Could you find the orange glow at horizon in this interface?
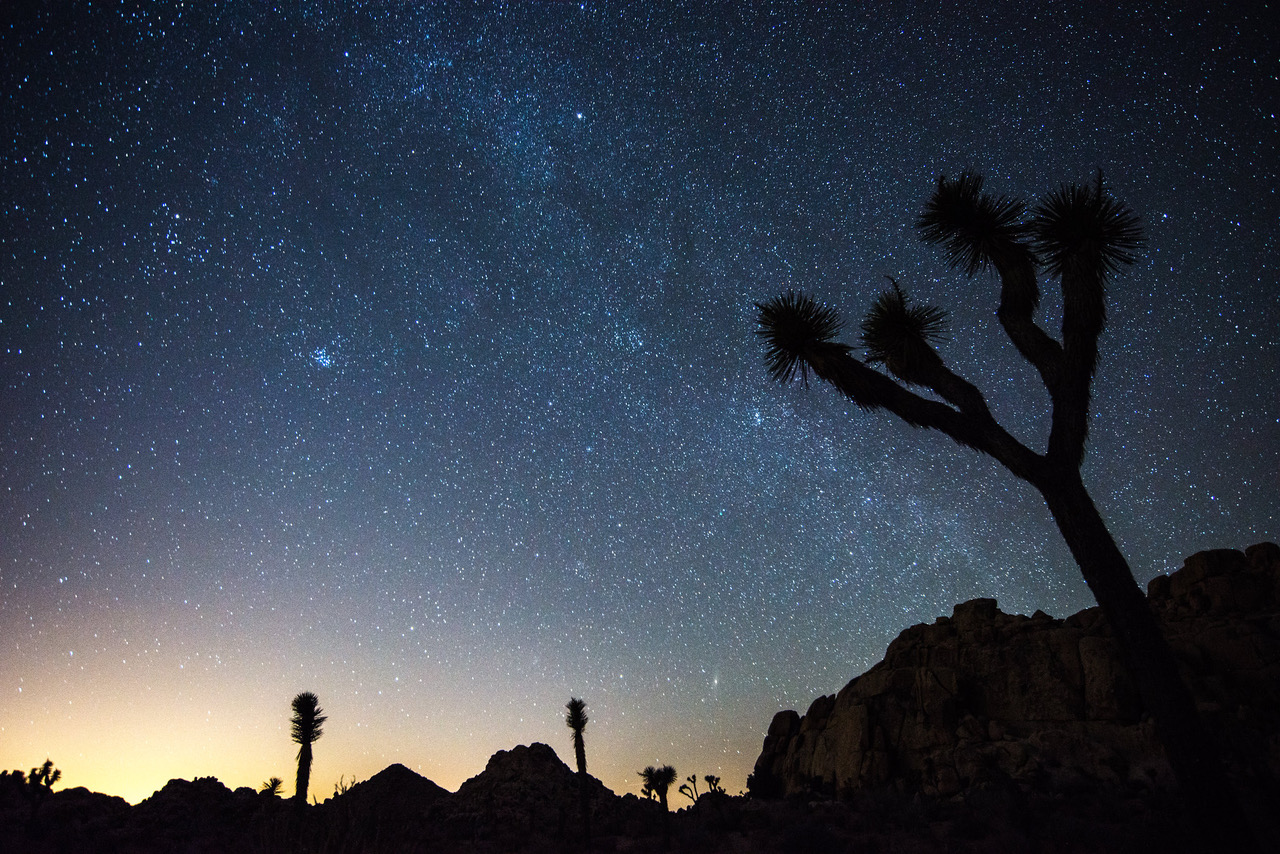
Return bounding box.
[2,602,766,805]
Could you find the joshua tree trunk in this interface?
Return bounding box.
[295,741,312,805]
[1034,470,1250,849]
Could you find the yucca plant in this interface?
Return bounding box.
[637,767,656,800]
[27,759,60,791]
[565,697,591,845]
[565,697,588,775]
[755,173,1251,850]
[291,691,327,804]
[651,765,676,812]
[637,764,677,812]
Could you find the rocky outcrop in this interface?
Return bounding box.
[313,763,449,851]
[752,543,1280,800]
[434,741,659,846]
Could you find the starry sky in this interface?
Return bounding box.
[2,2,1276,805]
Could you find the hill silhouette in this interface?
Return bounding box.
[2,543,1276,852]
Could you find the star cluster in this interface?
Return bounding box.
[2,2,1276,803]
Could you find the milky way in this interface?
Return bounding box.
[2,2,1276,803]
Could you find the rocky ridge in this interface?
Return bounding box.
[752,542,1280,803]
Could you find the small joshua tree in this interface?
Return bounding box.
[290,691,327,804]
[704,774,724,794]
[638,766,656,800]
[259,776,284,796]
[678,773,700,803]
[650,765,676,812]
[27,759,60,791]
[565,697,589,775]
[565,697,591,846]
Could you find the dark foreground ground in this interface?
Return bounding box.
[3,762,1277,853]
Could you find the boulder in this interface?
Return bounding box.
[753,543,1280,800]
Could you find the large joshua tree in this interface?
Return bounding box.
[290,691,327,804]
[756,173,1250,847]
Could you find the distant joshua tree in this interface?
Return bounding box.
[27,759,60,791]
[638,766,656,800]
[565,697,588,775]
[678,773,699,803]
[290,691,327,804]
[565,697,591,846]
[755,172,1251,848]
[639,765,676,812]
[704,774,724,794]
[259,776,284,796]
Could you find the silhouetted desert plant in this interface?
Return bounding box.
[678,774,700,803]
[290,691,327,804]
[704,775,724,794]
[332,774,355,797]
[259,776,284,796]
[565,697,591,847]
[638,766,656,800]
[755,171,1252,849]
[27,759,60,791]
[648,765,676,812]
[565,697,589,774]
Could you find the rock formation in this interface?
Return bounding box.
[435,742,658,845]
[752,543,1280,802]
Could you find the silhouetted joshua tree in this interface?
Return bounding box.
[259,776,284,796]
[17,759,61,821]
[290,691,327,804]
[704,774,724,794]
[642,765,676,812]
[565,697,589,775]
[638,767,656,800]
[565,697,591,847]
[27,759,60,791]
[756,172,1252,849]
[678,773,700,803]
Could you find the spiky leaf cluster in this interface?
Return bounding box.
[291,691,327,746]
[917,172,1027,276]
[860,281,948,383]
[755,291,845,385]
[565,697,587,732]
[1030,175,1142,280]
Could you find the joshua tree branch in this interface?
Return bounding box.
[992,253,1065,390]
[806,342,1042,483]
[1047,267,1104,467]
[916,357,993,421]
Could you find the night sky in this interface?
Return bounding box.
[2,2,1276,805]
